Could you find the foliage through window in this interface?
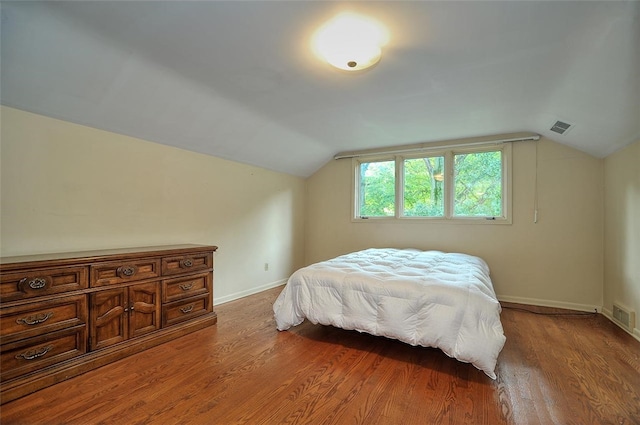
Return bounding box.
[359,160,395,217]
[354,144,511,222]
[403,156,444,217]
[453,150,502,217]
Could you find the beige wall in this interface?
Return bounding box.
[604,139,640,338]
[305,137,604,310]
[0,106,306,304]
[0,106,615,314]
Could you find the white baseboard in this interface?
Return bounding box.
[601,308,640,343]
[214,287,640,343]
[214,279,287,306]
[499,296,640,343]
[497,295,600,313]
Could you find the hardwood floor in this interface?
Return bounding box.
[1,286,639,425]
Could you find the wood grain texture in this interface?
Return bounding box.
[1,245,217,404]
[1,287,638,425]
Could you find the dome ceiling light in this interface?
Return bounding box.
[312,12,389,72]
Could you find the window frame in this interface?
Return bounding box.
[352,143,512,224]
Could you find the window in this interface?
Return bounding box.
[353,144,511,223]
[358,160,395,217]
[453,150,503,217]
[403,155,445,217]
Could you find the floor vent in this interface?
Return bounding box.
[550,120,573,135]
[612,304,636,332]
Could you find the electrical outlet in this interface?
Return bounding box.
[264,262,269,271]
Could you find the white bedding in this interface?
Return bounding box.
[273,248,506,379]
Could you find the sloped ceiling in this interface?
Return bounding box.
[1,1,638,177]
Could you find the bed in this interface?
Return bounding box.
[273,248,506,379]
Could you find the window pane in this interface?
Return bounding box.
[359,160,395,217]
[454,150,502,217]
[403,156,445,217]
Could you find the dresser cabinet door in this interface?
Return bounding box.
[129,282,161,339]
[90,288,128,350]
[90,282,161,350]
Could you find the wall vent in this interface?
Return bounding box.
[550,120,573,135]
[612,303,636,332]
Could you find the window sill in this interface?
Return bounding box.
[352,216,512,225]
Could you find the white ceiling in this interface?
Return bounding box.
[1,1,639,177]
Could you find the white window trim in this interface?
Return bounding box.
[352,142,512,224]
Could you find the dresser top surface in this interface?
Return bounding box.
[0,244,218,267]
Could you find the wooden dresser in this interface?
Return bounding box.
[0,244,218,404]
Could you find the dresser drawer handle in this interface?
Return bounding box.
[116,265,138,278]
[15,345,54,361]
[179,282,194,291]
[179,304,194,314]
[18,277,50,292]
[16,312,54,326]
[179,259,194,268]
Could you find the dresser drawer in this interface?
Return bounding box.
[163,273,210,303]
[163,295,211,327]
[161,252,212,276]
[0,295,88,344]
[1,326,87,382]
[0,266,88,302]
[90,258,161,287]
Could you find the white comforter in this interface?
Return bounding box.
[273,248,506,379]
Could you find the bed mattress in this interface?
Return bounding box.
[273,248,506,379]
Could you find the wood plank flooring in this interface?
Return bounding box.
[1,287,639,424]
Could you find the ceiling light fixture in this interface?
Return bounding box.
[312,12,389,72]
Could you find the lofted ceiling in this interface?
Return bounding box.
[1,1,638,177]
